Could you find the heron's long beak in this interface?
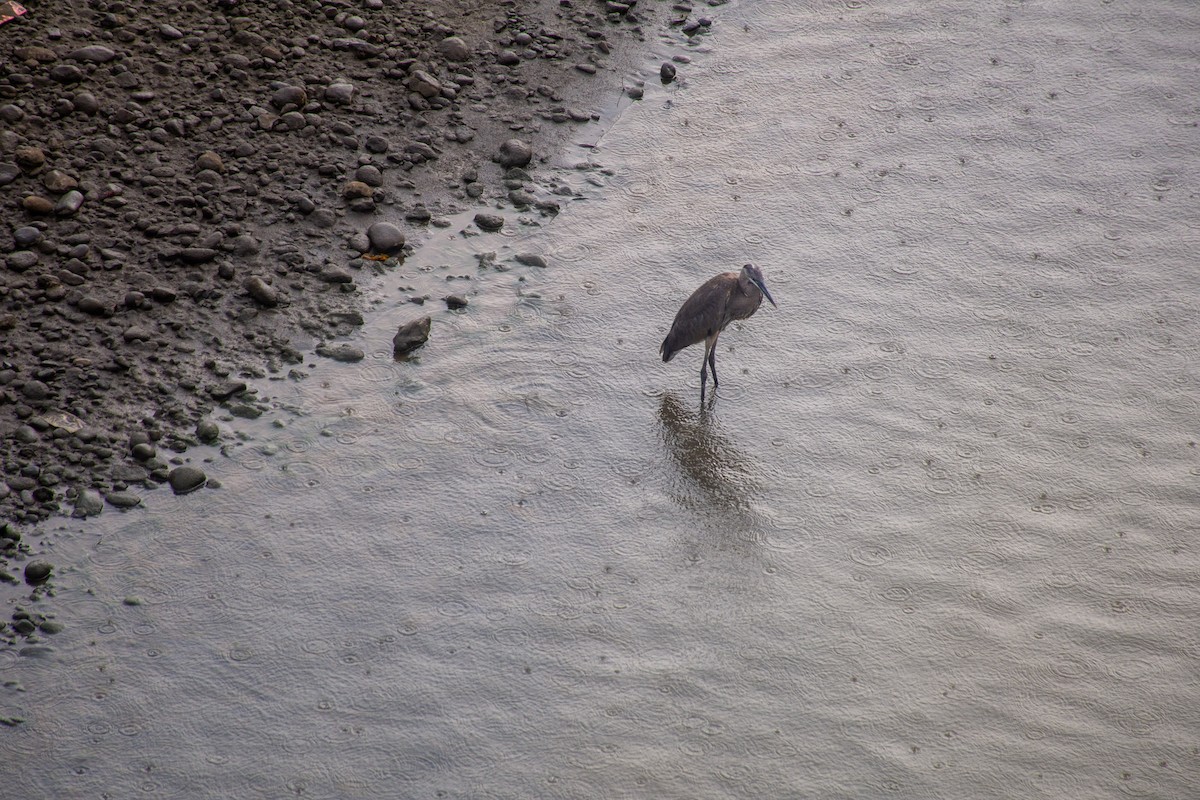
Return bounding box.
[754,278,777,307]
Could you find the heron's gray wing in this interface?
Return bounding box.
[660,273,735,360]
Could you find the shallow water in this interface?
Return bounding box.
[5,1,1200,797]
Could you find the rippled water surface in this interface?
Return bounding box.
[6,1,1200,796]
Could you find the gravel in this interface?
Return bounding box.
[0,0,680,629]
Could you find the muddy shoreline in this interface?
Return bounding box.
[0,0,713,640]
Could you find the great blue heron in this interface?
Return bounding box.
[660,263,777,402]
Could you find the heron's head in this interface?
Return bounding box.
[742,263,777,307]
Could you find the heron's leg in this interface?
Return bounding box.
[700,336,716,403]
[707,331,721,388]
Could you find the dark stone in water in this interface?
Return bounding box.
[24,561,52,584]
[105,491,143,509]
[515,253,548,268]
[73,489,104,518]
[474,213,504,232]
[228,403,262,419]
[316,344,365,362]
[366,221,405,255]
[393,316,431,356]
[168,466,207,495]
[196,419,220,443]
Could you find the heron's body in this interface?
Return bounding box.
[660,263,776,402]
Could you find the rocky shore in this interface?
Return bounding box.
[0,0,718,639]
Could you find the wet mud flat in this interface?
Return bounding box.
[0,0,720,639]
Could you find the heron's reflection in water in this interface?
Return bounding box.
[657,393,761,533]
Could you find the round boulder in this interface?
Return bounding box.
[168,466,207,495]
[270,85,307,110]
[474,213,505,232]
[24,561,53,584]
[438,36,471,62]
[496,139,533,168]
[366,222,405,255]
[196,419,220,443]
[325,82,355,104]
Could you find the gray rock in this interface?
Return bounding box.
[316,344,365,362]
[474,213,505,232]
[366,222,405,255]
[496,138,533,168]
[72,91,100,114]
[270,85,307,110]
[393,316,431,356]
[6,474,36,492]
[20,380,51,401]
[310,209,337,228]
[0,163,19,186]
[195,150,224,172]
[122,325,155,343]
[105,491,143,509]
[15,146,45,171]
[42,169,78,193]
[354,164,384,187]
[228,234,259,255]
[445,294,469,309]
[408,70,443,99]
[406,141,439,161]
[228,403,263,419]
[244,276,280,307]
[111,463,149,483]
[209,380,247,400]
[180,247,217,264]
[131,442,156,461]
[196,419,220,443]
[661,62,677,83]
[438,36,471,62]
[73,489,104,518]
[508,190,535,207]
[6,251,39,273]
[515,253,548,268]
[324,82,355,104]
[320,268,354,284]
[77,296,110,316]
[24,561,53,584]
[50,64,85,84]
[55,190,84,216]
[497,50,521,66]
[14,425,39,444]
[168,466,207,495]
[68,45,118,63]
[404,206,432,223]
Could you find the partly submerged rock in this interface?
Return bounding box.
[168,466,207,495]
[393,316,431,357]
